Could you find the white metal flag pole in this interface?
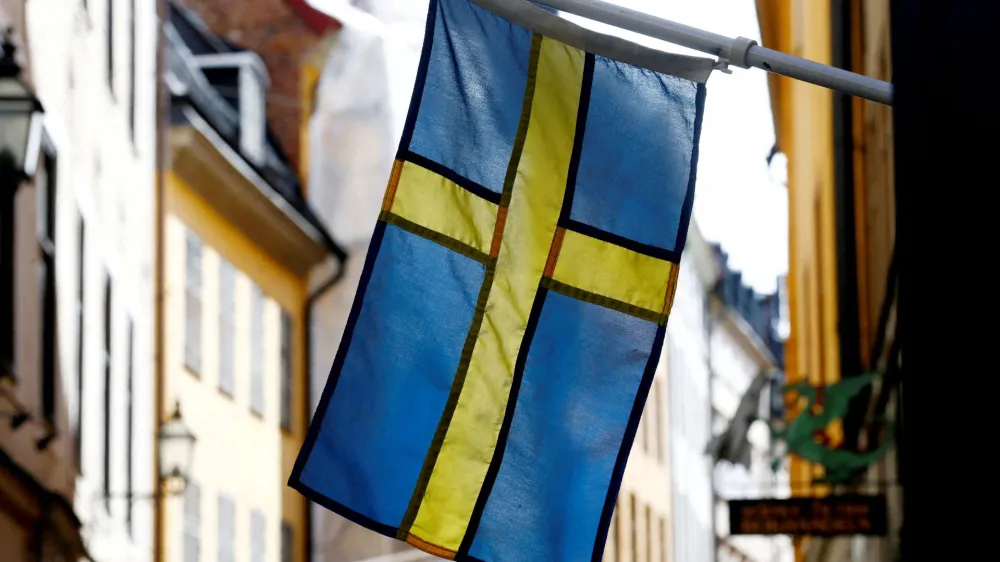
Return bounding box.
[532,0,894,106]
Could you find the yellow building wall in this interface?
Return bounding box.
[162,171,309,562]
[758,1,846,558]
[762,0,843,486]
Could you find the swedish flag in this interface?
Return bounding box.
[290,1,712,560]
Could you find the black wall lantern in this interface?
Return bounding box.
[0,27,44,179]
[1,26,44,382]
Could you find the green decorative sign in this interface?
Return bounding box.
[762,373,893,483]
[709,372,894,485]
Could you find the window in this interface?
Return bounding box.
[279,311,292,431]
[281,521,293,562]
[102,275,112,511]
[630,495,638,562]
[653,380,664,463]
[125,318,134,535]
[250,284,264,417]
[128,0,137,140]
[184,481,201,562]
[0,157,14,375]
[239,66,266,165]
[218,494,235,562]
[38,151,57,429]
[645,505,652,562]
[218,260,235,397]
[75,215,85,471]
[185,230,202,374]
[641,410,650,453]
[107,0,115,94]
[659,517,667,562]
[250,509,266,562]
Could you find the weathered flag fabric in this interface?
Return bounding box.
[290,1,713,560]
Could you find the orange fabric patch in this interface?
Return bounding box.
[489,205,509,257]
[662,264,681,315]
[382,159,404,212]
[406,533,457,560]
[543,227,566,277]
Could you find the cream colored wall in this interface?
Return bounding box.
[162,196,295,562]
[606,365,671,562]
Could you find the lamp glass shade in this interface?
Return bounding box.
[158,412,196,483]
[0,76,37,175]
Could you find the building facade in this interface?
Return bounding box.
[662,222,716,562]
[1,9,87,561]
[3,0,159,559]
[756,0,900,560]
[162,3,343,562]
[708,249,793,562]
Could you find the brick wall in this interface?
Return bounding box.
[179,0,339,174]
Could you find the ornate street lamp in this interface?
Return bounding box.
[0,27,44,179]
[158,402,197,493]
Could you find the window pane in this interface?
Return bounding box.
[280,311,292,430]
[126,319,134,535]
[185,481,200,562]
[219,260,235,396]
[102,276,112,511]
[75,215,85,471]
[250,285,264,416]
[218,494,235,562]
[281,522,293,562]
[251,509,266,562]
[185,231,202,373]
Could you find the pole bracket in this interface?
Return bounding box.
[713,36,757,75]
[728,36,758,69]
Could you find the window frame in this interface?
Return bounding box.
[107,0,116,96]
[102,273,113,512]
[75,214,86,472]
[0,157,14,377]
[37,147,58,432]
[125,317,134,535]
[128,0,137,142]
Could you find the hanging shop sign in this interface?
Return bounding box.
[728,495,888,536]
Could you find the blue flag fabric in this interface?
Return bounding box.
[290,1,712,560]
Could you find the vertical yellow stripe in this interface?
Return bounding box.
[409,38,586,550]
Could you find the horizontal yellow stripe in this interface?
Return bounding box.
[390,161,499,257]
[552,229,674,315]
[409,36,586,551]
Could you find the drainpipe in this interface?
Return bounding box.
[303,260,345,562]
[153,0,168,558]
